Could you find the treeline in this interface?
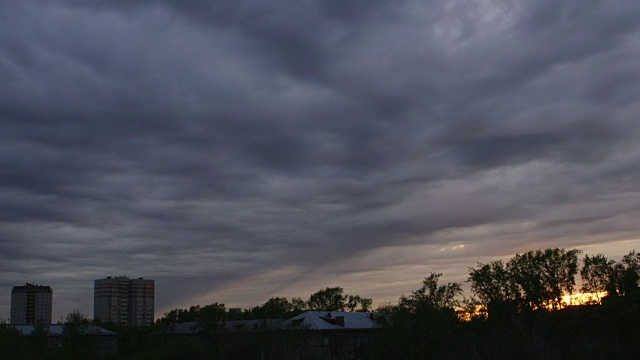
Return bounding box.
[154,247,638,324]
[2,247,640,359]
[372,248,640,359]
[156,286,372,329]
[469,248,640,312]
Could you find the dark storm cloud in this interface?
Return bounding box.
[1,0,640,317]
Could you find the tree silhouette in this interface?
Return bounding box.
[469,248,581,311]
[306,286,372,312]
[372,273,463,360]
[581,253,615,301]
[400,272,463,311]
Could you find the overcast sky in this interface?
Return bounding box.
[2,0,640,321]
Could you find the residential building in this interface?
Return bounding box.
[166,319,284,335]
[10,283,53,324]
[264,311,380,360]
[10,324,118,354]
[164,319,284,359]
[127,277,155,326]
[94,276,154,326]
[94,276,129,324]
[160,313,379,359]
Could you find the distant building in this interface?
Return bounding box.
[128,277,155,326]
[10,283,53,324]
[10,324,118,353]
[94,276,129,324]
[228,308,242,316]
[94,276,154,326]
[166,319,284,335]
[267,311,381,360]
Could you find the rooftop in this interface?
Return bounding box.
[10,324,117,337]
[285,311,380,330]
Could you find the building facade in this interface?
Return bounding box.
[127,278,155,326]
[94,276,154,326]
[264,311,380,360]
[11,324,119,354]
[10,283,53,324]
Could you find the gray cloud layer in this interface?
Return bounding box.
[1,0,640,319]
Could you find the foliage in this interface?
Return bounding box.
[347,295,373,312]
[581,253,616,300]
[196,303,226,339]
[305,286,372,312]
[0,322,23,360]
[61,310,99,360]
[372,273,463,360]
[457,297,488,321]
[580,251,640,299]
[508,248,581,310]
[468,260,520,305]
[248,297,293,319]
[619,250,640,296]
[374,301,397,313]
[155,302,226,333]
[65,310,92,326]
[27,322,48,352]
[400,272,463,312]
[307,286,348,311]
[469,248,581,311]
[0,322,17,336]
[98,321,152,359]
[290,297,307,314]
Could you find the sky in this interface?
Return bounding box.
[1,0,640,322]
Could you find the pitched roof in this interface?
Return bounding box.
[285,311,379,330]
[10,324,117,336]
[167,319,283,334]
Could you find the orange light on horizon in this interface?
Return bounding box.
[562,292,607,306]
[457,292,608,321]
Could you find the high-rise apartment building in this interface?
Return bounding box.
[10,283,53,324]
[94,276,130,324]
[94,276,154,326]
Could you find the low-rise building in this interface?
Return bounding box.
[165,319,284,335]
[263,311,380,360]
[10,324,118,354]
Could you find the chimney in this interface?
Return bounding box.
[334,316,345,327]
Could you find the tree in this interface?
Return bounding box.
[291,297,308,314]
[372,273,463,360]
[29,322,48,352]
[507,248,581,310]
[62,310,97,359]
[251,297,293,319]
[620,250,640,296]
[307,287,347,311]
[469,248,581,311]
[603,250,640,297]
[305,287,372,312]
[0,322,22,360]
[400,272,463,312]
[347,295,373,312]
[65,310,91,325]
[468,260,520,306]
[581,253,616,301]
[197,303,226,338]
